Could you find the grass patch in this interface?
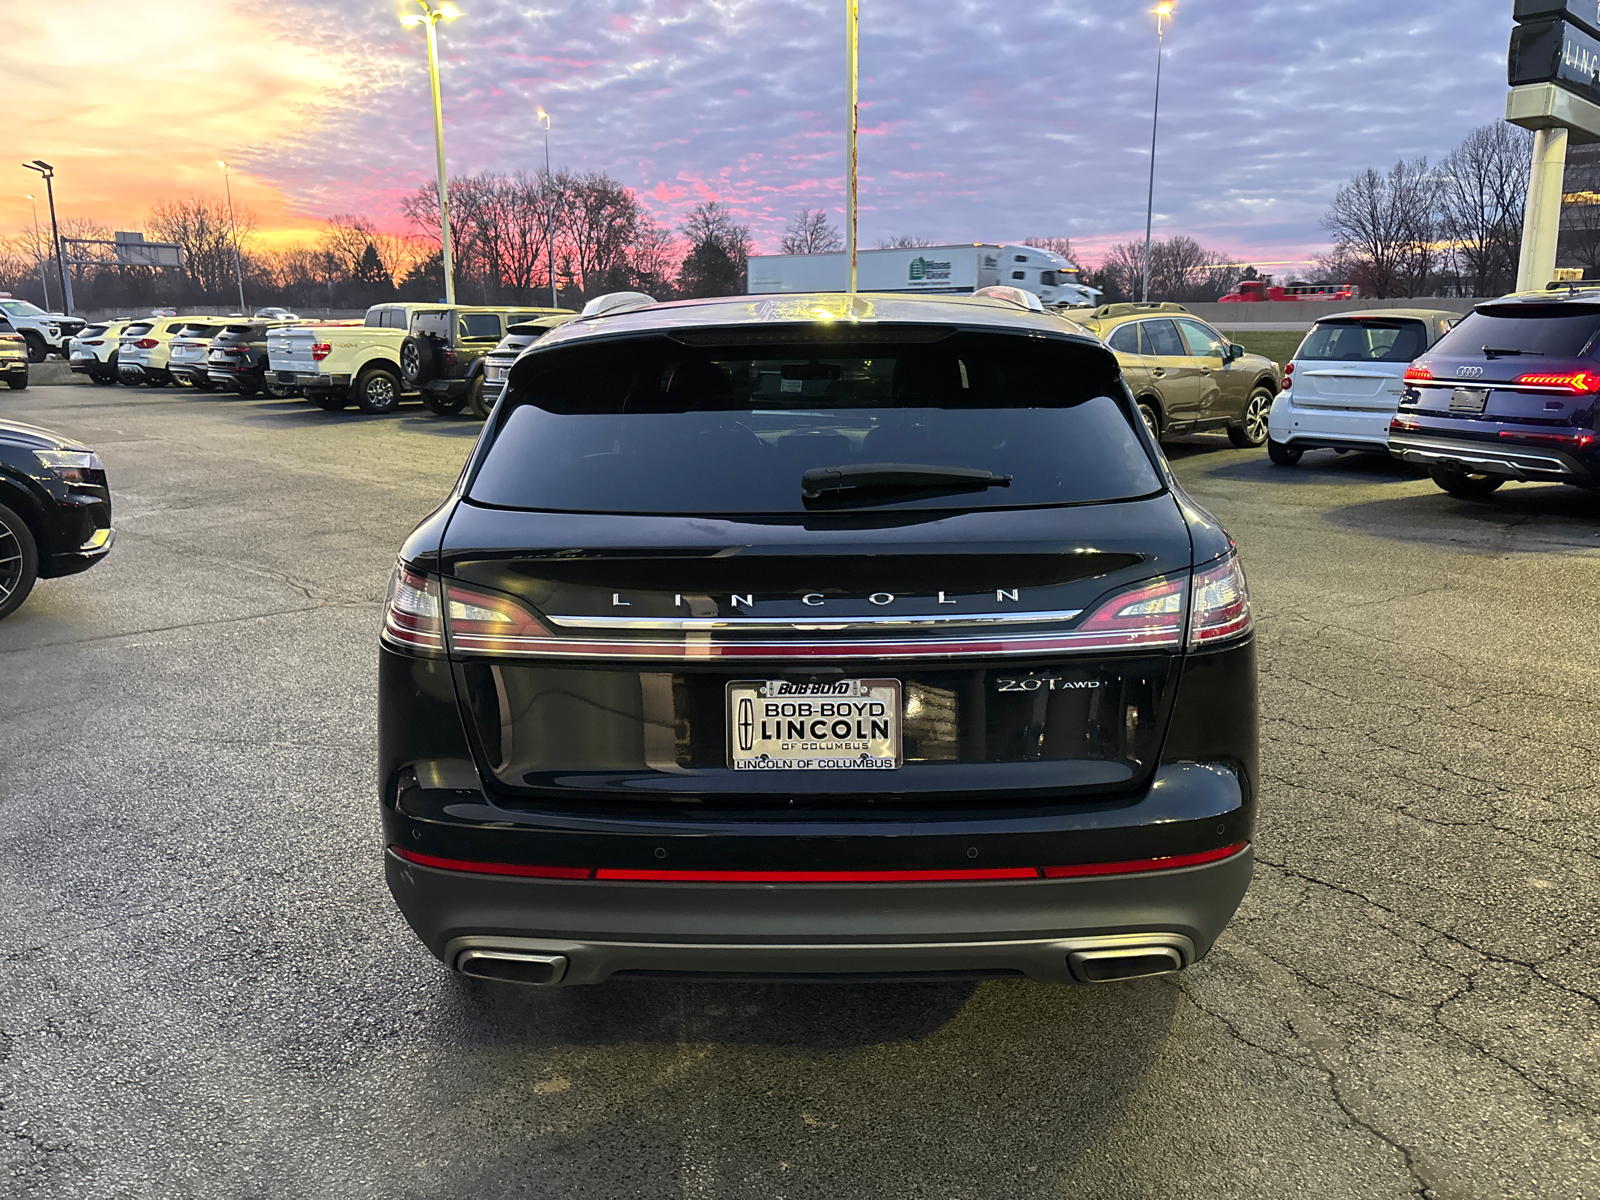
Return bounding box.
[1220,330,1304,365]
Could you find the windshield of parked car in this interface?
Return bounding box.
[0,300,45,318]
[1297,318,1428,363]
[470,330,1158,515]
[1429,307,1600,359]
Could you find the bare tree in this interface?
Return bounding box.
[147,194,259,300]
[1321,158,1442,298]
[1439,124,1531,296]
[1097,236,1239,302]
[678,201,753,298]
[781,208,843,255]
[626,216,680,295]
[562,171,642,298]
[1023,236,1077,262]
[873,234,932,249]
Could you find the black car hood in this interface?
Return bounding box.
[0,418,80,452]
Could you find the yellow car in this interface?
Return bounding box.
[1068,303,1282,446]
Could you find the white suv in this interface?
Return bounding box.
[0,295,86,363]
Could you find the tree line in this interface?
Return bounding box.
[0,172,763,314]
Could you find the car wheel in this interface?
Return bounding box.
[6,374,26,391]
[21,333,48,364]
[190,376,216,392]
[1228,389,1273,448]
[1430,464,1505,497]
[400,337,437,386]
[235,379,261,397]
[265,382,298,399]
[1267,440,1302,466]
[89,371,115,386]
[1136,401,1161,442]
[355,366,402,414]
[0,502,40,621]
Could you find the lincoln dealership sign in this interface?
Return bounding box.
[1510,17,1600,104]
[1515,0,1600,38]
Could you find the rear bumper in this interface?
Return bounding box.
[422,377,471,398]
[1,359,26,378]
[274,371,349,390]
[1388,430,1596,484]
[387,844,1252,985]
[1269,395,1394,452]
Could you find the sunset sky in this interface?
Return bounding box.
[0,0,1519,267]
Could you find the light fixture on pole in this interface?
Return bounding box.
[538,108,557,308]
[401,0,461,305]
[218,160,247,314]
[1140,3,1172,304]
[845,0,859,295]
[21,160,70,315]
[26,194,49,309]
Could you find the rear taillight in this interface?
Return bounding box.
[1403,365,1433,383]
[84,339,104,346]
[1074,575,1188,650]
[134,338,159,349]
[311,341,332,362]
[0,334,21,344]
[382,563,444,651]
[1512,370,1600,394]
[443,580,550,653]
[1188,552,1251,647]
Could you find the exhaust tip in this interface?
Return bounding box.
[456,948,569,986]
[1067,945,1184,983]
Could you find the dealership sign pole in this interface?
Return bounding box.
[1506,0,1600,289]
[846,0,859,295]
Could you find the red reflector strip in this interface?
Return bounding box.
[390,846,592,878]
[1041,842,1248,879]
[593,866,1041,883]
[1497,429,1596,447]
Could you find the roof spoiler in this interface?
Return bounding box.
[1090,301,1190,319]
[580,292,657,319]
[971,285,1044,312]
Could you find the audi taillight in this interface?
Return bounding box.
[1404,365,1433,383]
[1512,370,1600,394]
[1390,416,1422,432]
[1188,552,1251,647]
[134,338,159,349]
[311,341,332,362]
[381,562,444,651]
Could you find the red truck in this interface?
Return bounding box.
[1219,279,1355,303]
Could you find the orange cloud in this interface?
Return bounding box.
[0,1,377,246]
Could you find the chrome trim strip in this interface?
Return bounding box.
[544,608,1085,632]
[449,625,1181,661]
[1390,434,1573,472]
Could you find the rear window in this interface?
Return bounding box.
[81,324,109,337]
[1296,318,1428,363]
[176,324,220,339]
[1430,306,1600,359]
[123,323,153,338]
[470,331,1159,515]
[461,313,502,340]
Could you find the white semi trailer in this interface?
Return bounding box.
[747,243,1099,306]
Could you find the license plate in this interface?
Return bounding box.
[727,679,901,770]
[1449,387,1488,413]
[276,372,296,384]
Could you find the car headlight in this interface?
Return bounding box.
[34,449,104,482]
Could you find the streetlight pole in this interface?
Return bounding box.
[26,195,49,310]
[22,161,69,315]
[845,0,859,295]
[1141,3,1172,304]
[218,160,247,314]
[538,109,557,308]
[402,1,461,305]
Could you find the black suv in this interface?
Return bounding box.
[0,417,114,620]
[1390,290,1600,496]
[402,307,569,417]
[379,292,1257,987]
[205,320,300,397]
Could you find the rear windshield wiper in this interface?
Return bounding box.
[1482,347,1542,358]
[802,463,1012,500]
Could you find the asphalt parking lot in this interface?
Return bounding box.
[2,383,1598,1200]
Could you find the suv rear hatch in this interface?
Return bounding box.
[428,326,1204,815]
[1292,315,1428,410]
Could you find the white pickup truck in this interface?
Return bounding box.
[265,303,419,413]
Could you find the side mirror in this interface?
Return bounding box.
[1226,343,1247,362]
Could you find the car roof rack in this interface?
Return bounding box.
[580,292,657,319]
[1091,302,1190,319]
